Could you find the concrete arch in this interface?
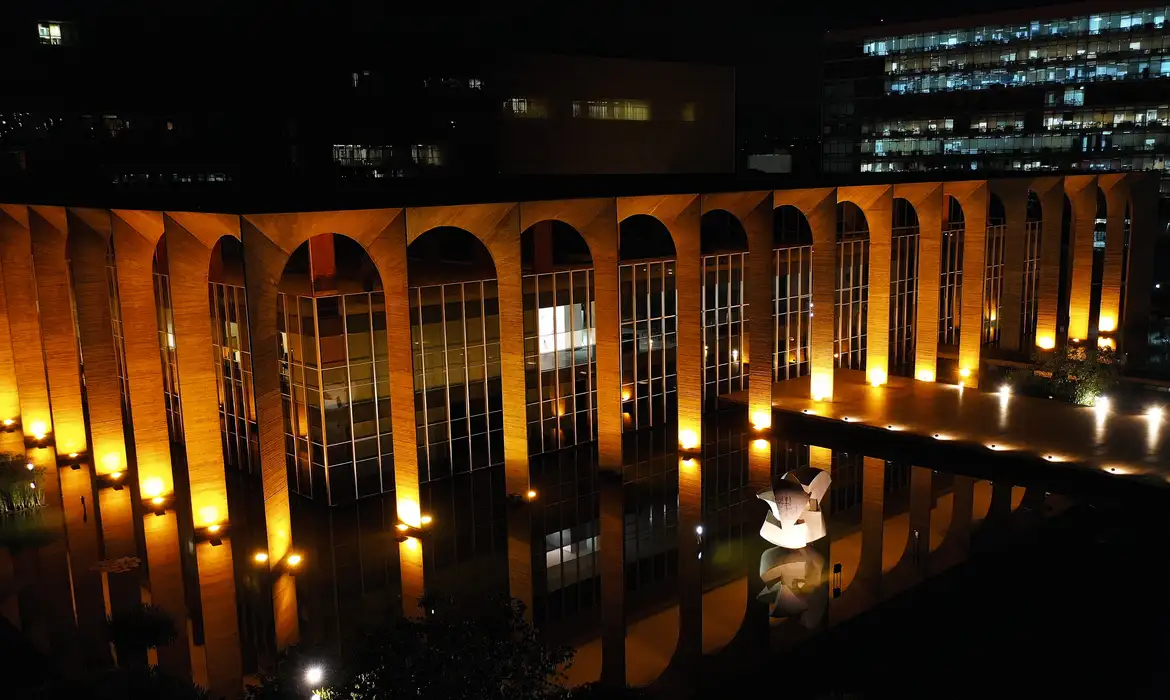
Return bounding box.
[1027,177,1066,351]
[774,204,813,246]
[1098,174,1132,340]
[942,181,989,387]
[772,189,837,401]
[894,183,944,381]
[988,179,1032,353]
[65,208,128,475]
[1063,174,1099,342]
[699,209,749,254]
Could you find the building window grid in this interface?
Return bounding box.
[939,207,965,346]
[1120,208,1133,327]
[983,222,1007,346]
[773,246,813,381]
[105,240,130,412]
[523,270,598,456]
[153,270,184,443]
[701,418,749,577]
[826,449,862,517]
[835,208,870,371]
[701,253,749,409]
[890,201,920,377]
[619,261,678,433]
[210,283,259,475]
[279,292,394,504]
[411,280,504,484]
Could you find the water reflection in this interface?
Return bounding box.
[0,408,1069,696]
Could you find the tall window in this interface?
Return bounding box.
[280,291,394,503]
[774,246,812,380]
[1021,192,1043,349]
[153,245,184,444]
[939,197,965,347]
[572,100,651,121]
[890,199,920,377]
[523,270,597,455]
[619,261,677,432]
[835,202,870,371]
[210,281,258,475]
[410,280,503,482]
[279,234,394,504]
[701,252,748,407]
[774,206,814,381]
[619,215,677,433]
[105,238,130,417]
[1120,202,1132,328]
[983,197,1007,346]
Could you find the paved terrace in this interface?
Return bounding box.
[748,371,1170,493]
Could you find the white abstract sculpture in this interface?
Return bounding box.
[757,546,829,628]
[757,466,831,550]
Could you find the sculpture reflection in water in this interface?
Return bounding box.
[757,465,831,629]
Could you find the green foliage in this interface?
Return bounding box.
[0,452,45,516]
[105,604,179,655]
[247,594,574,700]
[1007,344,1120,406]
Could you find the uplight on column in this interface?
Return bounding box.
[810,372,832,402]
[1036,335,1056,350]
[867,366,887,388]
[28,420,48,442]
[915,369,935,383]
[750,411,771,431]
[1099,315,1116,333]
[679,428,699,452]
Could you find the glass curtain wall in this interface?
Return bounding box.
[1021,192,1043,349]
[701,252,748,408]
[522,269,597,456]
[939,197,965,347]
[210,281,259,474]
[889,199,920,377]
[105,238,130,418]
[835,202,870,371]
[773,245,813,380]
[410,280,503,483]
[619,261,678,433]
[983,198,1007,346]
[153,244,184,444]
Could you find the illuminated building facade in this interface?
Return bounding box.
[0,173,1155,693]
[823,2,1170,200]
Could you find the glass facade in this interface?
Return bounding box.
[619,261,678,432]
[531,446,600,625]
[522,270,597,456]
[410,280,503,484]
[622,430,678,598]
[939,198,965,347]
[279,290,394,504]
[1022,193,1044,348]
[835,203,870,371]
[153,249,184,444]
[105,238,130,415]
[983,201,1007,346]
[824,6,1170,194]
[890,199,920,376]
[773,245,812,381]
[210,282,259,474]
[701,252,748,408]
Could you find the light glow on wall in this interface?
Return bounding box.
[867,366,887,387]
[28,420,47,440]
[751,411,771,430]
[1037,335,1056,350]
[679,429,699,451]
[1099,315,1116,333]
[916,369,935,382]
[397,498,423,528]
[811,373,832,402]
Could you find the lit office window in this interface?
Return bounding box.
[37,23,62,45]
[619,215,677,433]
[983,196,1007,346]
[502,98,549,118]
[153,243,184,444]
[835,202,870,371]
[773,205,813,382]
[210,237,259,475]
[279,235,394,504]
[939,197,965,347]
[572,100,651,121]
[1021,192,1043,349]
[332,145,391,166]
[411,144,443,166]
[701,210,749,410]
[890,199,920,377]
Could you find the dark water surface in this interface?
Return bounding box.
[2,405,1168,697]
